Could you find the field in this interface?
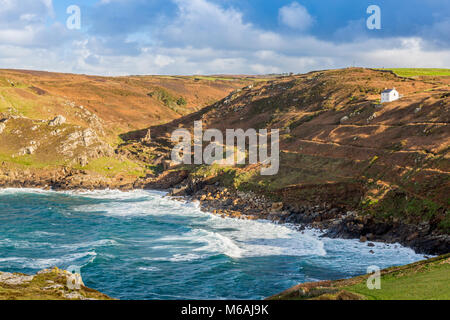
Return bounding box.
[383,68,450,77]
[269,254,450,300]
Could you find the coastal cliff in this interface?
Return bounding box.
[0,68,449,256]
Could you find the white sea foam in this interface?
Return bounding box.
[63,189,165,200]
[69,190,321,258]
[0,238,118,250]
[30,231,65,238]
[45,189,424,263]
[193,230,244,258]
[144,253,207,262]
[138,266,160,272]
[154,212,326,259]
[72,191,196,218]
[0,188,427,269]
[0,188,164,200]
[0,251,97,269]
[0,188,51,195]
[59,239,119,250]
[0,238,51,249]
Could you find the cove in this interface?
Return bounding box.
[0,188,426,300]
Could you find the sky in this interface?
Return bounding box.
[0,0,449,75]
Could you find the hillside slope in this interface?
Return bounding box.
[268,254,450,300]
[120,68,449,253]
[0,69,256,181]
[0,67,448,253]
[0,69,255,132]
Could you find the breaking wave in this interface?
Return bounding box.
[0,188,427,299]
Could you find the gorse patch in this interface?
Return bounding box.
[148,88,188,114]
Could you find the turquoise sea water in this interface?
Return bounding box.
[0,189,426,300]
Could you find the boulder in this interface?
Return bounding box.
[340,116,349,124]
[78,155,89,167]
[0,272,34,286]
[140,129,152,144]
[49,115,66,127]
[271,202,284,211]
[18,144,38,155]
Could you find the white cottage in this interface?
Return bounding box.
[381,88,400,103]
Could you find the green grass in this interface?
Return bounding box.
[0,87,54,120]
[0,267,113,300]
[269,254,450,300]
[190,76,238,81]
[384,68,450,77]
[76,157,146,177]
[0,153,64,169]
[344,261,450,300]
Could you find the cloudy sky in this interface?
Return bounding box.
[0,0,449,75]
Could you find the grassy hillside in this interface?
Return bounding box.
[122,67,450,233]
[269,254,450,300]
[382,68,450,77]
[0,69,260,178]
[1,67,448,234]
[0,69,255,134]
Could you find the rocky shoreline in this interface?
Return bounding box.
[0,168,449,256]
[165,178,449,256]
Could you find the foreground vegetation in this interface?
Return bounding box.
[383,68,450,77]
[269,254,450,300]
[0,267,113,300]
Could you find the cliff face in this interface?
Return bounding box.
[121,68,449,245]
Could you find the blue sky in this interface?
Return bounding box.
[0,0,449,75]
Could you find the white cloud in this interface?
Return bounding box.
[161,0,282,51]
[0,0,53,26]
[0,0,68,48]
[279,2,314,31]
[0,0,449,76]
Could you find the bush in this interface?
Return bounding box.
[177,97,187,106]
[148,88,187,114]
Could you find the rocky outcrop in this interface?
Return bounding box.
[58,128,114,160]
[0,167,136,191]
[48,115,66,127]
[323,215,450,255]
[0,272,34,286]
[142,170,189,190]
[0,267,112,300]
[18,141,39,155]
